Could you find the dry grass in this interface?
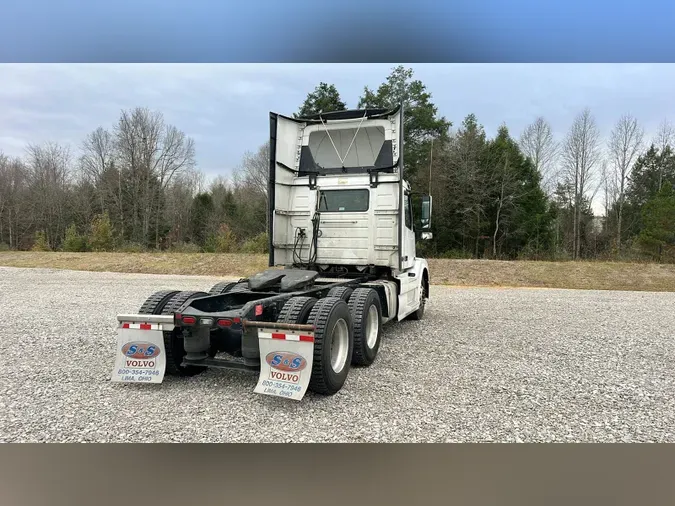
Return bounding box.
[2,252,675,292]
[0,252,269,278]
[428,258,675,292]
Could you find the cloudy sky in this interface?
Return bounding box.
[2,64,675,186]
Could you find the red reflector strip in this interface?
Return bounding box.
[120,323,160,330]
[233,317,241,324]
[259,331,314,343]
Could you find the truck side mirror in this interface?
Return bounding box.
[420,195,432,239]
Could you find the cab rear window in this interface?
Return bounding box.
[318,189,369,212]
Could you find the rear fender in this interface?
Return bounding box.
[360,280,398,323]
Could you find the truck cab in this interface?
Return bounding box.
[269,105,433,320]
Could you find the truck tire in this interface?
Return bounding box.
[209,281,238,294]
[277,296,318,324]
[138,290,181,315]
[306,297,353,395]
[327,286,353,302]
[162,290,208,315]
[161,291,209,376]
[348,288,383,366]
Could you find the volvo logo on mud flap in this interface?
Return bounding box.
[122,342,161,359]
[266,351,307,372]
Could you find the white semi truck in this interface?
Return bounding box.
[111,105,433,400]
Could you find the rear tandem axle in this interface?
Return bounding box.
[112,268,396,400]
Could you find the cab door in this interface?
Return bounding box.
[400,190,416,270]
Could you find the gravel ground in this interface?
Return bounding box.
[1,266,674,443]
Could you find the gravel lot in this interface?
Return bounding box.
[1,266,674,442]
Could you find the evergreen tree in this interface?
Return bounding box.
[432,114,488,255]
[617,145,675,241]
[190,193,214,247]
[627,145,675,208]
[89,212,114,251]
[296,82,347,118]
[358,66,450,183]
[485,126,553,258]
[637,182,675,261]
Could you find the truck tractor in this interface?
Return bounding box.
[111,104,434,401]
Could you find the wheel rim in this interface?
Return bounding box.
[365,304,379,349]
[330,318,349,374]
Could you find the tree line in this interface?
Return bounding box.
[1,66,674,262]
[294,69,675,262]
[0,108,269,254]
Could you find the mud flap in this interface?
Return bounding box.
[253,328,315,401]
[111,323,167,384]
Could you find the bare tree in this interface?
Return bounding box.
[0,153,8,244]
[80,127,114,185]
[608,114,643,251]
[114,108,157,243]
[654,119,674,191]
[236,141,270,228]
[113,107,195,246]
[519,117,559,196]
[153,125,196,247]
[163,168,203,246]
[25,142,72,248]
[561,108,601,259]
[0,153,10,246]
[240,142,269,195]
[80,127,115,214]
[156,126,196,188]
[191,168,206,194]
[491,152,517,258]
[0,155,28,248]
[600,160,615,218]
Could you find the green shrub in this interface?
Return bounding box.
[89,212,114,251]
[240,232,269,254]
[0,242,10,252]
[31,231,51,251]
[205,224,238,253]
[63,224,88,252]
[170,241,203,253]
